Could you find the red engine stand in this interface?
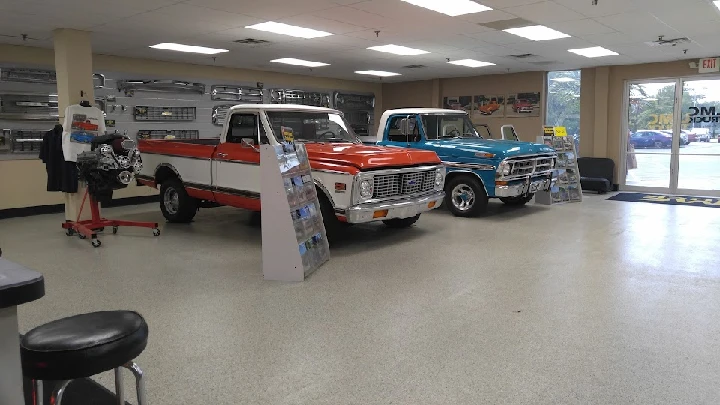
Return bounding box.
[61,189,160,248]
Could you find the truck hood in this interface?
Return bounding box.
[426,139,555,160]
[304,142,440,170]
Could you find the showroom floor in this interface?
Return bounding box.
[2,194,720,404]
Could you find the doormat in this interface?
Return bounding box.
[607,192,720,208]
[23,377,132,405]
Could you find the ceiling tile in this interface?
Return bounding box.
[503,1,586,24]
[551,18,616,36]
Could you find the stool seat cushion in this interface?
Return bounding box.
[21,311,148,380]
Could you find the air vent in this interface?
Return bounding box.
[508,53,537,59]
[645,36,690,47]
[234,38,270,45]
[403,64,427,69]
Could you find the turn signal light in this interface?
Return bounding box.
[373,209,389,218]
[496,181,508,186]
[428,201,436,208]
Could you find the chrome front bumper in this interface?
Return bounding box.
[495,177,552,198]
[344,191,445,223]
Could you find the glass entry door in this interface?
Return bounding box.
[624,81,678,191]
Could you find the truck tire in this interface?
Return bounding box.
[383,214,420,228]
[317,192,341,242]
[445,175,488,217]
[159,179,198,223]
[500,194,534,206]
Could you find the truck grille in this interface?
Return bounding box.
[373,170,436,199]
[508,156,555,177]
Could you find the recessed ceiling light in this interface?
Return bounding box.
[149,43,229,55]
[448,59,496,68]
[503,25,570,41]
[401,0,492,16]
[715,0,720,10]
[245,21,332,39]
[270,58,329,67]
[568,46,619,58]
[367,44,429,56]
[355,70,401,77]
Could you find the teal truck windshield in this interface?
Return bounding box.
[420,114,481,139]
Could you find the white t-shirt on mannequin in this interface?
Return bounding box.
[62,104,106,162]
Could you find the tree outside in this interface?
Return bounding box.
[546,70,581,151]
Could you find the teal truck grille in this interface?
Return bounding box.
[508,156,555,177]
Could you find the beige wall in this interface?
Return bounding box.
[0,44,382,210]
[381,72,545,142]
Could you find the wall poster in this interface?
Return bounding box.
[472,94,505,119]
[443,96,473,112]
[505,92,541,118]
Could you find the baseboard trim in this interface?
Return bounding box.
[0,195,159,220]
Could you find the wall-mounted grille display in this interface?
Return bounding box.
[133,106,196,121]
[0,94,59,120]
[334,92,375,110]
[1,129,47,153]
[137,129,200,140]
[212,104,235,126]
[93,73,105,89]
[270,89,330,107]
[118,80,206,96]
[0,68,56,84]
[211,85,263,102]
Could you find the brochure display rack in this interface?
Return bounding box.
[535,126,582,205]
[260,131,329,281]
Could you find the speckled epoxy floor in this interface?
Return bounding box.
[2,194,720,404]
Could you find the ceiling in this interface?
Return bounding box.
[0,0,718,82]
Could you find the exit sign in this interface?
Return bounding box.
[699,57,720,73]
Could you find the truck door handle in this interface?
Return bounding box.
[217,153,228,158]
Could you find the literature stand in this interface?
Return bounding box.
[260,132,330,281]
[535,126,583,205]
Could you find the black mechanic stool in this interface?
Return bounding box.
[21,311,149,405]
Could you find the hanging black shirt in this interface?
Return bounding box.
[39,124,78,193]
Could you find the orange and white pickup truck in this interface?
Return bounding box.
[136,104,445,236]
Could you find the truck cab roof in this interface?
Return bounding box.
[227,104,340,114]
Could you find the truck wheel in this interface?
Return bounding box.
[160,179,197,223]
[500,194,534,206]
[445,175,488,217]
[317,193,341,242]
[383,214,420,228]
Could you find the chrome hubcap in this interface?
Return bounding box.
[163,187,179,215]
[451,184,475,211]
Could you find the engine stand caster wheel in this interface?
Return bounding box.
[91,239,102,248]
[65,228,75,237]
[79,234,87,240]
[152,228,161,237]
[112,226,119,234]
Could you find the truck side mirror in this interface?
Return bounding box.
[241,138,260,152]
[501,124,519,141]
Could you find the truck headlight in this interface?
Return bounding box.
[434,168,444,187]
[498,161,511,176]
[359,179,374,199]
[550,158,556,169]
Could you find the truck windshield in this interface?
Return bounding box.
[420,114,481,140]
[265,111,359,143]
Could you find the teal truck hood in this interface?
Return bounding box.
[425,138,555,160]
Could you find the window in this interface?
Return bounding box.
[387,115,419,142]
[227,114,259,144]
[420,114,481,140]
[265,111,357,143]
[546,70,581,153]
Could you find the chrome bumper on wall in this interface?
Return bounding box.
[342,191,445,223]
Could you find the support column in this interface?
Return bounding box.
[53,29,95,221]
[431,79,441,108]
[593,66,610,158]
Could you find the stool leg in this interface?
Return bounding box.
[31,380,42,405]
[123,362,146,405]
[115,367,125,405]
[50,380,71,405]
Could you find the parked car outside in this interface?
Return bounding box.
[659,130,689,145]
[630,130,672,148]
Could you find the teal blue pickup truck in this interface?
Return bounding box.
[365,108,557,217]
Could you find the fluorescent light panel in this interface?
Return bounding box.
[503,25,570,41]
[367,44,429,56]
[568,46,619,58]
[355,70,401,77]
[448,59,495,68]
[715,0,720,9]
[245,21,332,39]
[401,0,492,16]
[271,58,329,67]
[149,43,228,54]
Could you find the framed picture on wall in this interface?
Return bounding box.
[443,96,473,111]
[472,94,505,118]
[505,92,541,117]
